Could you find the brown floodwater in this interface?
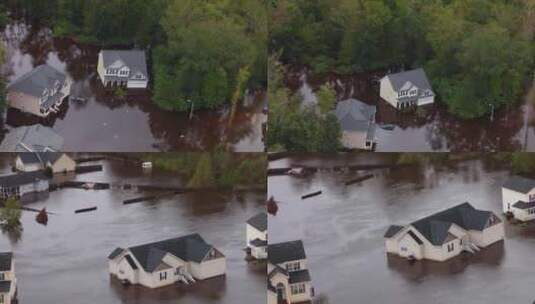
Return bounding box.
[1,22,266,152]
[286,67,535,152]
[0,155,266,304]
[268,154,535,304]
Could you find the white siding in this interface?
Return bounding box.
[502,187,534,213]
[127,80,148,89]
[379,77,398,108]
[418,95,434,105]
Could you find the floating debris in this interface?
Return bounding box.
[267,196,278,215]
[75,207,97,214]
[36,208,48,225]
[345,174,374,186]
[301,191,322,199]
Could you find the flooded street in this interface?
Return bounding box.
[1,23,266,152]
[268,154,535,304]
[0,155,266,304]
[288,68,535,152]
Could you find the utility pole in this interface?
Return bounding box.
[188,99,194,120]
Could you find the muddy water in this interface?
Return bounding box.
[268,155,535,304]
[0,155,266,304]
[1,23,266,152]
[287,68,535,152]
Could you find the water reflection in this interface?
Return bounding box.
[1,22,265,152]
[386,241,505,281]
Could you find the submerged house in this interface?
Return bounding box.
[0,125,64,152]
[502,175,535,222]
[267,240,314,304]
[246,212,267,260]
[379,68,435,109]
[108,234,226,289]
[15,153,76,174]
[384,202,504,262]
[0,252,17,304]
[333,99,377,150]
[97,50,149,89]
[0,171,49,202]
[7,64,71,117]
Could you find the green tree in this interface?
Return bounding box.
[316,83,336,114]
[0,198,22,231]
[187,153,216,188]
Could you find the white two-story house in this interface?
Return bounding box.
[108,234,226,289]
[0,252,17,304]
[268,240,314,304]
[502,175,535,221]
[246,212,267,260]
[97,50,149,89]
[379,68,435,109]
[384,202,504,262]
[7,64,71,117]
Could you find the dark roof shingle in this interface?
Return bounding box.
[0,171,49,187]
[411,202,494,246]
[503,176,535,194]
[0,252,13,271]
[247,212,267,232]
[268,240,306,264]
[128,234,217,273]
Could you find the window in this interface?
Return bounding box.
[447,243,454,252]
[0,294,4,304]
[291,283,306,295]
[160,271,167,281]
[286,261,301,272]
[0,273,4,280]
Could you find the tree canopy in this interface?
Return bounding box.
[270,0,535,118]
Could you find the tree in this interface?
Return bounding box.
[316,83,336,114]
[0,198,22,231]
[153,0,264,112]
[187,153,215,188]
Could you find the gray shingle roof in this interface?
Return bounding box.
[289,269,311,284]
[0,171,49,187]
[247,212,267,232]
[18,152,63,165]
[334,99,376,132]
[512,200,535,209]
[503,176,535,194]
[384,225,404,238]
[0,281,11,293]
[100,50,148,80]
[128,234,216,273]
[410,202,495,246]
[385,68,433,93]
[268,240,306,264]
[0,252,12,271]
[0,125,64,152]
[124,254,138,270]
[107,247,124,260]
[8,64,66,98]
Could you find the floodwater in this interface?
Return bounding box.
[0,155,266,304]
[1,22,266,152]
[268,154,535,304]
[287,68,535,152]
